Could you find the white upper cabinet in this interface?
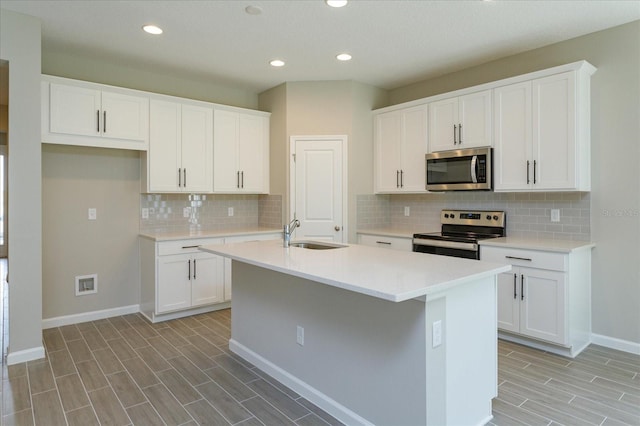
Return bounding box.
[42,76,149,150]
[374,105,428,193]
[213,109,270,193]
[494,64,594,192]
[428,90,492,152]
[146,99,213,193]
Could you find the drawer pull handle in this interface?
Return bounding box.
[505,256,532,262]
[376,241,392,245]
[181,245,200,249]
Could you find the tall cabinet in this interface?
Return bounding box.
[493,63,595,191]
[213,109,270,193]
[374,105,428,193]
[145,99,213,193]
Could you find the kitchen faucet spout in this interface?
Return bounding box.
[283,218,300,248]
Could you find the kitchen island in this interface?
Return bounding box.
[200,240,511,426]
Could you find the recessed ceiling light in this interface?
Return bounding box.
[142,24,163,35]
[270,59,285,67]
[326,0,348,8]
[245,5,263,15]
[336,53,352,61]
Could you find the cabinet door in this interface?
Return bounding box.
[493,82,532,191]
[191,252,224,307]
[428,97,457,152]
[496,271,520,333]
[374,111,403,192]
[400,106,428,191]
[458,90,492,148]
[157,254,191,313]
[213,109,241,192]
[519,268,567,345]
[238,114,268,193]
[49,83,101,137]
[149,100,181,192]
[181,104,213,192]
[100,91,149,142]
[533,71,576,190]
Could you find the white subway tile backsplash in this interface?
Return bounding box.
[357,192,591,241]
[140,194,282,232]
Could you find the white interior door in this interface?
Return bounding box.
[290,136,346,242]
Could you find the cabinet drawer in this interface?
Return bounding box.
[481,246,567,271]
[358,234,413,252]
[158,238,224,256]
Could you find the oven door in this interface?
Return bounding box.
[425,147,492,191]
[412,239,479,260]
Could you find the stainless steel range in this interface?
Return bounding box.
[413,210,506,260]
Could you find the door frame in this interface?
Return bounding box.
[289,135,348,243]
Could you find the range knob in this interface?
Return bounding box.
[444,213,449,218]
[450,213,455,219]
[493,215,499,221]
[486,215,492,220]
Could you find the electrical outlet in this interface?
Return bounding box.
[88,208,97,220]
[432,320,442,348]
[141,208,149,219]
[183,207,191,218]
[404,206,410,216]
[551,209,561,222]
[228,207,234,217]
[296,326,304,346]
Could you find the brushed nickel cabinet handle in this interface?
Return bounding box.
[453,124,457,144]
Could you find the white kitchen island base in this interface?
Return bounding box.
[229,261,497,426]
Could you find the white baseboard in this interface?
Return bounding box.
[591,333,640,355]
[7,345,45,365]
[230,339,373,426]
[42,304,140,329]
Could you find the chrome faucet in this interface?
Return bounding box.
[283,218,300,248]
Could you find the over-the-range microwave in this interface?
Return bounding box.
[425,147,492,191]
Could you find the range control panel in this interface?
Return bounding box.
[441,210,506,227]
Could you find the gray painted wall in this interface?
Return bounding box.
[1,9,43,359]
[42,145,140,319]
[387,21,640,345]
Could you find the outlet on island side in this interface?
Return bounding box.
[551,209,561,222]
[296,325,304,346]
[228,207,234,217]
[432,320,442,348]
[404,206,410,217]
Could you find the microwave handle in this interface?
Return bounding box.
[470,155,478,183]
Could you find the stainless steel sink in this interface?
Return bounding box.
[288,241,346,250]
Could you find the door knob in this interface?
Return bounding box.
[334,226,341,231]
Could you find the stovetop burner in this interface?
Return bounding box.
[412,210,506,259]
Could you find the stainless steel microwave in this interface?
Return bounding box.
[425,147,492,191]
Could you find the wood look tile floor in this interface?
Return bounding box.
[0,307,638,426]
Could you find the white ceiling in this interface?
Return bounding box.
[1,1,639,94]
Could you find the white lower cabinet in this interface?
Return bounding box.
[481,244,592,357]
[156,251,224,313]
[495,265,566,344]
[140,237,226,322]
[357,233,413,251]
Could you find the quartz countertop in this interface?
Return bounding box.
[479,237,595,253]
[199,239,511,302]
[139,227,282,242]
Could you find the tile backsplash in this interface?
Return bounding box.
[357,192,591,241]
[140,194,282,232]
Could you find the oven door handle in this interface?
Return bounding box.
[413,239,478,251]
[470,155,478,183]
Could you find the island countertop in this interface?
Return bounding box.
[199,239,511,302]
